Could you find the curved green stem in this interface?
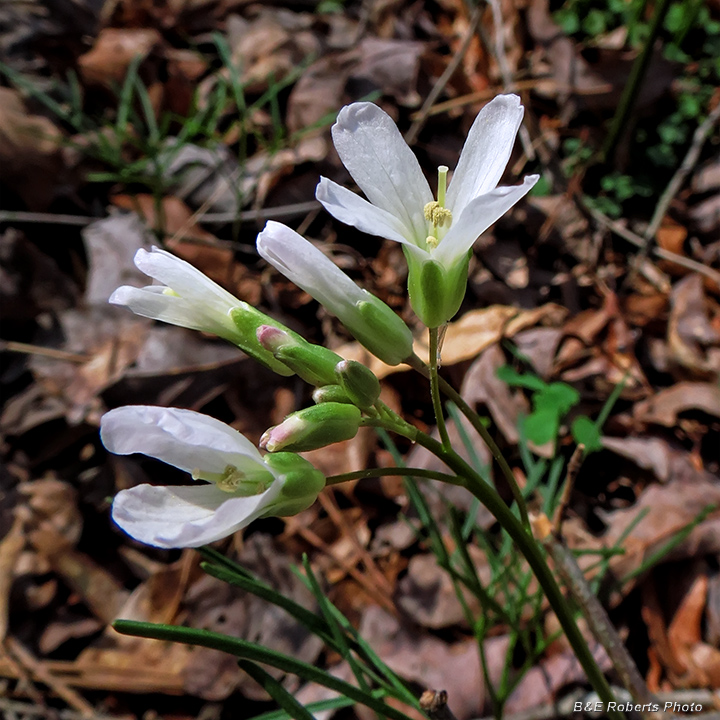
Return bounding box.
[378,407,623,720]
[428,327,451,450]
[407,353,530,530]
[326,467,464,487]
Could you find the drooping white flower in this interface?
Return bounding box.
[256,221,414,365]
[109,247,293,375]
[102,406,324,548]
[316,94,538,272]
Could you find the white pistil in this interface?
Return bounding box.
[423,166,453,251]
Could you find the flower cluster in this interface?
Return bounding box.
[102,94,534,548]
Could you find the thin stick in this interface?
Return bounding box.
[0,340,89,364]
[539,534,656,714]
[645,101,720,242]
[586,205,720,289]
[484,0,535,159]
[599,0,673,163]
[405,6,482,146]
[552,444,584,534]
[4,638,95,717]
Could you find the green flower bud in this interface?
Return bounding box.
[261,452,326,517]
[257,325,343,387]
[403,248,470,328]
[335,360,381,409]
[312,385,353,405]
[259,403,362,453]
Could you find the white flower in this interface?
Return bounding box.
[316,94,539,271]
[109,247,294,375]
[256,221,414,365]
[102,406,323,548]
[109,247,242,340]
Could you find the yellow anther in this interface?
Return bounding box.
[426,235,439,249]
[423,201,452,228]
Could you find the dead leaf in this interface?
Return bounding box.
[0,87,65,210]
[337,303,567,379]
[78,28,163,88]
[0,515,25,642]
[634,381,720,427]
[667,273,720,377]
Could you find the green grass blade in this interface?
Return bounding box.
[238,660,316,720]
[113,620,414,720]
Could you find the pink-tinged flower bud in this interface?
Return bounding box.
[256,325,342,387]
[260,403,362,453]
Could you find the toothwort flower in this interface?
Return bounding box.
[316,95,539,327]
[109,247,292,375]
[102,406,325,548]
[257,221,414,365]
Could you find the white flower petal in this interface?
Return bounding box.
[101,406,265,475]
[257,221,365,315]
[445,95,525,215]
[134,247,239,315]
[316,178,418,247]
[112,482,281,548]
[109,285,223,333]
[435,176,539,267]
[331,103,432,244]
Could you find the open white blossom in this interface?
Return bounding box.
[316,94,538,272]
[102,406,323,548]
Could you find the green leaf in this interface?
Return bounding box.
[496,366,547,392]
[523,409,559,445]
[238,660,316,720]
[113,620,414,720]
[570,416,604,453]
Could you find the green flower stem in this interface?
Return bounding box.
[326,467,464,487]
[407,353,530,530]
[429,327,451,450]
[377,408,623,720]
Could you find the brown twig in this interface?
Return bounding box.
[552,444,584,534]
[586,205,720,290]
[0,340,90,364]
[4,638,95,717]
[539,535,657,715]
[405,6,482,146]
[420,690,460,720]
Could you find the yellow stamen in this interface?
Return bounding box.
[423,202,453,228]
[426,235,439,249]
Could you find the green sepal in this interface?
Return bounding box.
[313,384,353,404]
[274,343,344,387]
[262,452,326,513]
[228,305,296,376]
[403,249,470,328]
[353,294,414,365]
[335,360,381,409]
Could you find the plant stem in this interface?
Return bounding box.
[407,354,530,529]
[381,410,623,720]
[599,0,673,164]
[429,327,451,450]
[326,467,463,486]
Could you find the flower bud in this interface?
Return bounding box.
[257,222,414,365]
[262,452,326,517]
[256,325,343,387]
[312,385,352,405]
[403,249,470,328]
[335,360,381,409]
[260,403,362,453]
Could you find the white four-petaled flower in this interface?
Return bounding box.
[316,94,538,272]
[102,406,323,548]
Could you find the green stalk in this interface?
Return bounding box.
[407,354,530,529]
[326,467,463,486]
[429,327,451,450]
[378,407,623,720]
